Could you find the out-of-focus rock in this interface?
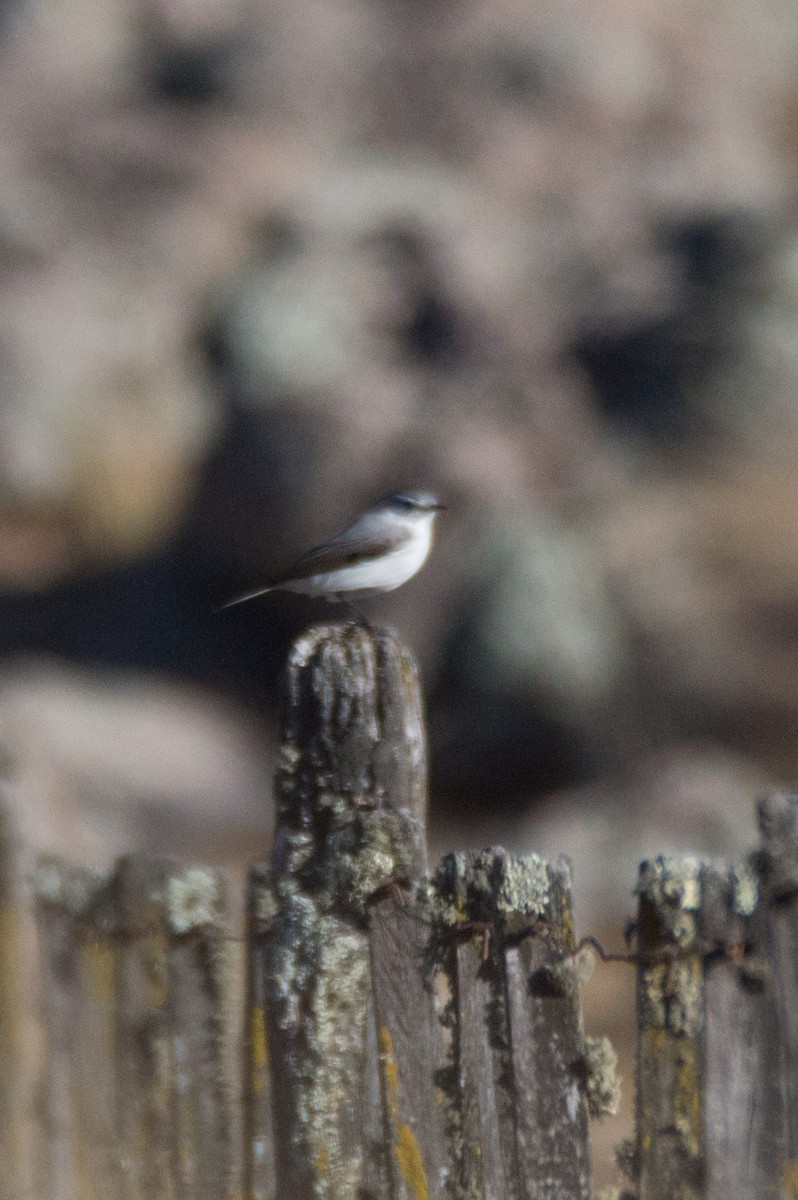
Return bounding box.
[460,511,627,711]
[430,742,769,931]
[0,254,218,586]
[599,454,798,770]
[0,660,273,876]
[427,507,631,810]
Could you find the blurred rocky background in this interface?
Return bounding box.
[2,0,798,1185]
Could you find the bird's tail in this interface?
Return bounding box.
[216,584,274,612]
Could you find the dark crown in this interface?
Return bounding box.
[382,490,444,512]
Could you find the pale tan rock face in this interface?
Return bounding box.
[0,661,273,874]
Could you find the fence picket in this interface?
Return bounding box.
[35,860,116,1200]
[434,849,592,1200]
[0,801,32,1200]
[115,855,231,1200]
[757,792,798,1193]
[266,623,429,1200]
[700,862,785,1200]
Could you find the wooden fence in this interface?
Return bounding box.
[0,623,797,1199]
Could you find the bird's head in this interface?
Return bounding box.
[380,490,446,518]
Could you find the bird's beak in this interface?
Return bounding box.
[431,502,447,511]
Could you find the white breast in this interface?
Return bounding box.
[295,517,434,598]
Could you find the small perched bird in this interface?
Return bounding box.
[219,490,445,610]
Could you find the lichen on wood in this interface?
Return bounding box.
[582,1036,621,1119]
[636,856,705,1200]
[274,623,427,918]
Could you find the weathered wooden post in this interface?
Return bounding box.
[244,861,277,1200]
[0,798,29,1200]
[634,808,798,1200]
[700,860,784,1200]
[115,856,233,1200]
[635,856,707,1200]
[35,860,117,1200]
[35,854,233,1200]
[259,623,443,1200]
[757,791,798,1196]
[432,849,602,1200]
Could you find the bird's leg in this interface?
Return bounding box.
[340,599,373,629]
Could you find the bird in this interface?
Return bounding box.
[218,490,445,610]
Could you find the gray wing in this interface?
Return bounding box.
[218,517,410,610]
[282,519,411,578]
